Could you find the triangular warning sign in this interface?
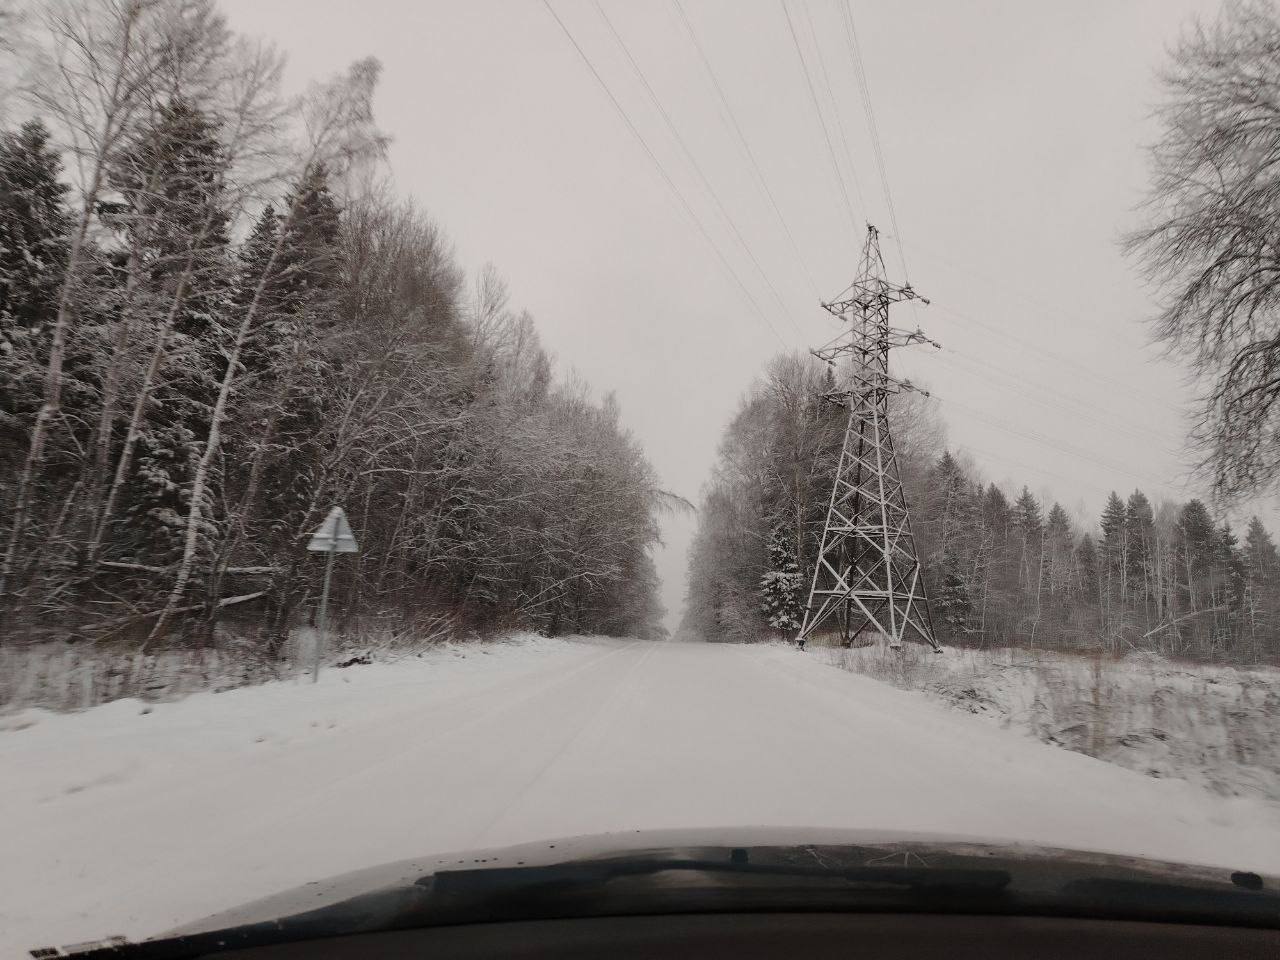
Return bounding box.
[307,506,359,553]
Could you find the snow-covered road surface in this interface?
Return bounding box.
[4,637,1278,957]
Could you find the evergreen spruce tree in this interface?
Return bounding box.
[1043,502,1074,607]
[1243,516,1280,654]
[1012,487,1043,537]
[1011,486,1043,590]
[760,526,803,633]
[978,484,1015,626]
[1243,516,1280,588]
[222,167,346,634]
[1125,489,1155,618]
[1175,499,1218,624]
[1218,523,1246,618]
[0,119,69,335]
[117,101,233,566]
[981,483,1012,540]
[1100,490,1128,608]
[934,544,974,637]
[0,119,70,460]
[925,452,978,640]
[1076,534,1100,605]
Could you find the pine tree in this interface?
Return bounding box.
[760,526,803,633]
[1243,516,1279,586]
[0,119,69,335]
[221,167,347,635]
[1044,502,1074,603]
[0,120,70,459]
[934,544,974,636]
[1011,486,1042,590]
[1218,523,1246,618]
[926,452,980,641]
[978,483,1016,633]
[1076,534,1100,605]
[1243,516,1280,654]
[1012,487,1043,537]
[981,483,1012,540]
[1100,490,1128,609]
[116,100,232,567]
[1125,489,1155,622]
[1175,499,1218,643]
[269,164,343,320]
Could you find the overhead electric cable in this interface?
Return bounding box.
[672,0,823,303]
[542,0,788,347]
[930,300,1183,417]
[780,0,860,238]
[939,395,1188,493]
[594,1,802,333]
[839,0,909,282]
[798,0,867,216]
[917,347,1185,453]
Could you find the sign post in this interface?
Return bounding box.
[306,506,359,683]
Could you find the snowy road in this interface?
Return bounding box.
[4,637,1279,956]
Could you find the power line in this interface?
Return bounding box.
[938,394,1190,494]
[903,237,1185,414]
[780,0,860,238]
[798,0,866,216]
[917,346,1185,453]
[904,235,1155,353]
[594,0,802,334]
[957,439,1137,504]
[671,0,824,304]
[930,299,1183,417]
[541,0,788,348]
[839,0,909,283]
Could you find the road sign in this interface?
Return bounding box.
[307,506,358,683]
[308,506,359,553]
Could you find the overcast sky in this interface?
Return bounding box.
[221,0,1240,632]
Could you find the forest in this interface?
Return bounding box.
[0,0,668,650]
[683,353,1280,662]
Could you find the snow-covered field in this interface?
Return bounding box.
[814,641,1280,803]
[3,636,1279,958]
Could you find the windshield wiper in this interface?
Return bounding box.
[425,856,1013,895]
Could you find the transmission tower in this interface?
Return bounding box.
[798,224,940,651]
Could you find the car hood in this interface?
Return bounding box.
[173,826,1276,929]
[56,827,1280,958]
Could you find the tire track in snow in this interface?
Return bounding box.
[464,640,662,849]
[130,641,641,841]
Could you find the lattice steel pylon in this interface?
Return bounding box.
[798,224,940,651]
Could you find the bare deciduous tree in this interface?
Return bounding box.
[1126,0,1280,504]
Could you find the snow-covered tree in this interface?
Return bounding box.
[760,526,803,633]
[0,119,70,468]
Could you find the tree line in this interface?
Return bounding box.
[0,0,666,648]
[683,354,1280,662]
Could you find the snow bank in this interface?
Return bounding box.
[813,641,1280,803]
[2,621,482,714]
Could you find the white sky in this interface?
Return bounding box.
[220,0,1255,632]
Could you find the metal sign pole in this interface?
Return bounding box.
[314,549,336,684]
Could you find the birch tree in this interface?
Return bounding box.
[0,0,172,600]
[149,57,386,639]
